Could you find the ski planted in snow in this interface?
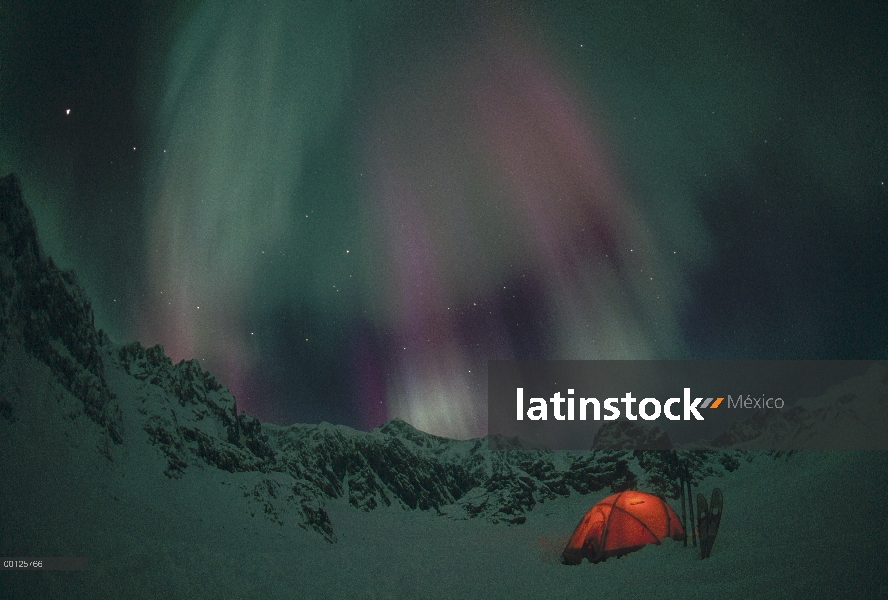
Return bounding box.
[697,487,723,559]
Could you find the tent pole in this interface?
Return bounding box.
[677,452,687,547]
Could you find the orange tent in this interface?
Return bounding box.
[562,490,685,564]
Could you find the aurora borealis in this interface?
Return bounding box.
[2,0,886,439]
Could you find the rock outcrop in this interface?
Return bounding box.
[0,174,121,443]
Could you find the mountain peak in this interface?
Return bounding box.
[374,417,452,447]
[0,174,42,263]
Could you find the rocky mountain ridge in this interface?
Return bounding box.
[7,171,880,545]
[2,173,740,541]
[110,335,686,541]
[0,174,121,444]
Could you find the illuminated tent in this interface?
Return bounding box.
[562,490,685,564]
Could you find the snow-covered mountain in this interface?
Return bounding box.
[3,172,888,600]
[0,174,122,446]
[2,170,884,547]
[0,173,738,544]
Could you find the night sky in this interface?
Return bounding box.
[2,0,886,439]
